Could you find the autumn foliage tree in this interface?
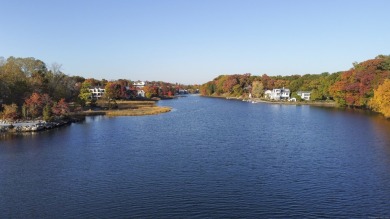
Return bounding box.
[200,74,253,97]
[143,85,158,99]
[52,98,70,117]
[251,81,264,98]
[24,92,43,118]
[369,79,390,118]
[104,82,124,100]
[330,57,390,107]
[21,92,69,120]
[1,103,19,121]
[0,57,82,106]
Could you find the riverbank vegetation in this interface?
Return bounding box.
[76,101,171,117]
[105,106,171,117]
[0,56,194,124]
[1,55,389,121]
[200,55,390,118]
[92,100,171,117]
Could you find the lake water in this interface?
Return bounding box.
[1,95,390,218]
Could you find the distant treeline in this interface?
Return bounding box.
[200,55,390,118]
[0,56,197,121]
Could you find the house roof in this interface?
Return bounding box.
[272,88,290,92]
[89,86,105,89]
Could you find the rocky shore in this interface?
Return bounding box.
[0,104,172,133]
[0,117,84,133]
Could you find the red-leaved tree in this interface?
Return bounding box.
[52,98,70,116]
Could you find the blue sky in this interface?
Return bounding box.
[1,0,389,84]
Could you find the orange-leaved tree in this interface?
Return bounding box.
[330,57,390,107]
[369,79,390,118]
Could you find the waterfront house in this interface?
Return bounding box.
[89,87,105,99]
[177,89,188,94]
[133,81,145,88]
[270,88,290,100]
[133,81,146,97]
[137,89,145,97]
[297,91,311,101]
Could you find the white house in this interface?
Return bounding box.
[133,81,145,87]
[297,91,311,101]
[89,87,105,99]
[270,88,290,100]
[133,81,146,97]
[137,89,145,97]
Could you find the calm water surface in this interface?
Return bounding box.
[1,95,390,218]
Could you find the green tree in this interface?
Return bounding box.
[78,81,92,106]
[0,57,30,105]
[22,104,28,119]
[43,104,52,121]
[232,84,243,96]
[291,92,303,101]
[251,81,264,98]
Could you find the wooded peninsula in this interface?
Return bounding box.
[0,56,198,129]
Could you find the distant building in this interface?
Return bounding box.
[133,81,145,87]
[177,89,188,94]
[89,87,105,99]
[270,88,290,100]
[297,91,311,101]
[133,81,146,97]
[137,89,145,97]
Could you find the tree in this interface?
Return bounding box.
[200,81,215,96]
[12,57,49,93]
[78,81,92,106]
[46,63,73,101]
[232,84,243,96]
[1,103,19,121]
[40,93,53,106]
[0,57,30,105]
[223,76,238,94]
[291,92,303,101]
[251,81,264,98]
[24,92,43,118]
[104,82,122,100]
[52,98,70,116]
[369,79,390,118]
[43,104,52,121]
[330,58,390,107]
[143,85,158,99]
[22,104,28,119]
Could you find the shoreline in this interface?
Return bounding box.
[77,106,172,117]
[0,117,84,133]
[201,95,338,107]
[1,106,172,134]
